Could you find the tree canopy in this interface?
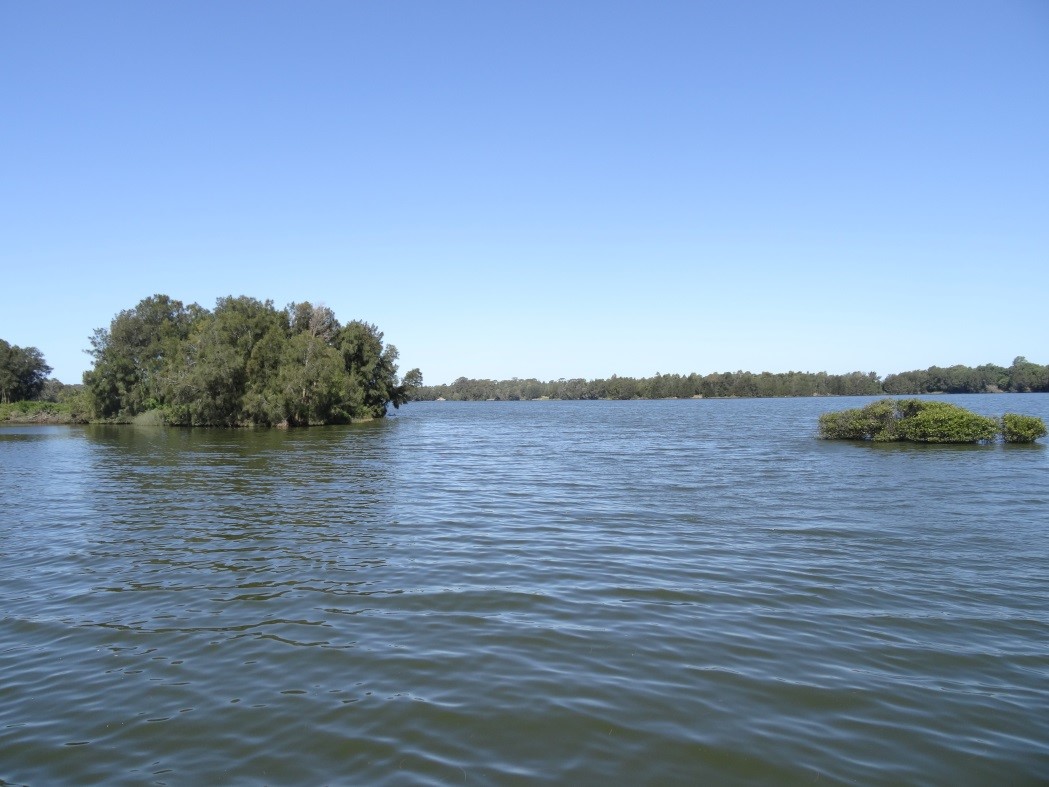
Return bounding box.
[0,339,52,404]
[83,295,421,426]
[411,360,1049,402]
[881,358,1049,395]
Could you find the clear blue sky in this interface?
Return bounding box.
[3,1,1047,385]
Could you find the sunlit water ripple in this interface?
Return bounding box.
[1,395,1047,785]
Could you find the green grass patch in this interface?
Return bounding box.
[0,398,90,423]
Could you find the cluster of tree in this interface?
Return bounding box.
[818,399,1047,444]
[83,295,422,426]
[414,370,885,401]
[7,320,1047,418]
[411,358,1049,402]
[882,358,1049,394]
[38,378,85,404]
[0,339,52,403]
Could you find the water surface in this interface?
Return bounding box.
[2,396,1047,784]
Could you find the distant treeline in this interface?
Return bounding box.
[4,326,1048,422]
[411,358,1048,402]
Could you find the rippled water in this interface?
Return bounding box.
[2,395,1048,785]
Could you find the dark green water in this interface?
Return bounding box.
[2,396,1048,785]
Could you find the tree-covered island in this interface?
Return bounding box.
[819,399,1047,444]
[78,295,422,426]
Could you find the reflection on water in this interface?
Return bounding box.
[1,396,1048,785]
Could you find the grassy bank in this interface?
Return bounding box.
[0,400,90,424]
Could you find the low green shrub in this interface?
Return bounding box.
[895,401,998,443]
[3,400,57,417]
[819,398,1043,444]
[818,399,898,441]
[1001,413,1048,443]
[0,398,89,423]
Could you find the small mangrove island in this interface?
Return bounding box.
[818,399,1047,444]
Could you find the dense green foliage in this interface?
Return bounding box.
[816,399,901,441]
[39,378,86,406]
[0,398,89,424]
[412,358,1049,401]
[0,339,52,404]
[893,401,999,443]
[818,399,1043,444]
[415,370,885,401]
[83,295,421,426]
[1001,413,1048,444]
[882,357,1049,394]
[3,315,1046,425]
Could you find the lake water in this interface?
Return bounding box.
[2,395,1048,785]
